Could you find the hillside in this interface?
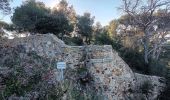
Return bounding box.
[0,34,166,100]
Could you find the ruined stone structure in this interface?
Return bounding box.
[0,34,165,100]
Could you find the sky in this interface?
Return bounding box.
[1,0,123,26]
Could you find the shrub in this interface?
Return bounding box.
[0,45,59,99]
[63,37,83,46]
[140,81,153,95]
[94,32,122,50]
[118,48,148,73]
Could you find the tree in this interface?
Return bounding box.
[107,20,119,38]
[150,9,170,60]
[94,22,102,35]
[68,5,77,26]
[53,0,76,25]
[35,0,74,38]
[95,32,113,45]
[54,0,68,13]
[12,0,49,32]
[52,0,77,37]
[117,15,143,49]
[35,12,73,39]
[120,0,170,64]
[0,0,12,18]
[77,12,94,44]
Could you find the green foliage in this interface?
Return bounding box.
[0,0,11,15]
[0,21,9,37]
[4,24,17,31]
[140,81,153,95]
[68,86,104,100]
[34,0,74,38]
[77,12,94,44]
[12,0,74,37]
[0,46,56,99]
[119,48,148,73]
[107,20,118,38]
[156,45,170,99]
[95,32,112,45]
[0,21,8,28]
[68,66,104,100]
[95,32,122,50]
[94,31,150,74]
[0,45,105,99]
[93,22,103,35]
[12,0,49,32]
[35,12,73,38]
[63,37,83,46]
[148,60,166,76]
[76,66,88,75]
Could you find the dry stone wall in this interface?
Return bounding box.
[0,34,165,100]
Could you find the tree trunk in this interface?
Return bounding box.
[152,43,157,59]
[61,32,64,40]
[87,37,91,45]
[143,30,149,64]
[156,47,161,61]
[144,43,149,64]
[85,36,88,44]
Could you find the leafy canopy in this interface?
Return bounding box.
[77,12,94,44]
[12,0,49,32]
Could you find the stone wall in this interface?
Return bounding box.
[0,34,165,100]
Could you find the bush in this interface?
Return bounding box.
[94,32,122,50]
[0,45,58,99]
[63,37,83,46]
[140,81,153,95]
[118,48,148,73]
[94,33,148,73]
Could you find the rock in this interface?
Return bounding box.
[0,34,166,100]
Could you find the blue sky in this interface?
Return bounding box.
[1,0,122,26]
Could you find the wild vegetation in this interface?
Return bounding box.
[0,0,170,99]
[0,45,104,99]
